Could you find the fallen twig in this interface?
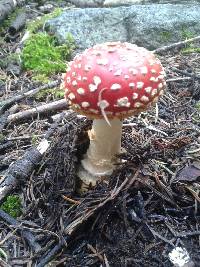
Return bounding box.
[153,35,200,54]
[7,99,67,124]
[0,80,61,115]
[8,12,26,35]
[0,111,74,203]
[0,209,41,252]
[171,67,200,80]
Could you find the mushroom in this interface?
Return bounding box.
[62,42,166,187]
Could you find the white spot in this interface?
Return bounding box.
[78,63,81,68]
[158,83,163,89]
[77,88,85,95]
[84,65,91,72]
[66,77,71,83]
[124,75,129,80]
[114,69,122,76]
[134,102,143,108]
[150,77,158,82]
[169,247,191,267]
[89,84,97,92]
[151,69,157,74]
[145,87,152,93]
[137,82,144,89]
[159,70,166,76]
[77,75,82,81]
[81,102,90,108]
[151,89,158,96]
[93,76,101,85]
[149,59,155,66]
[72,72,76,77]
[37,139,49,155]
[117,97,130,107]
[98,100,109,109]
[129,83,135,89]
[68,93,75,100]
[111,83,121,90]
[140,96,149,103]
[140,66,148,75]
[132,93,138,100]
[72,80,78,87]
[129,68,138,75]
[158,75,164,80]
[82,77,87,82]
[74,64,77,68]
[97,58,108,65]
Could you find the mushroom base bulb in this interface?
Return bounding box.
[79,118,122,186]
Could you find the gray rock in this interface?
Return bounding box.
[46,4,200,52]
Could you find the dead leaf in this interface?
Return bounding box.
[175,163,200,182]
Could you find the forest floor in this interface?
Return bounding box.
[0,1,200,267]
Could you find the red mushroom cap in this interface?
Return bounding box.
[63,42,166,119]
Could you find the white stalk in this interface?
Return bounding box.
[79,118,122,185]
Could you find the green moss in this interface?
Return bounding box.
[0,133,5,143]
[35,87,64,101]
[160,31,172,42]
[32,74,50,83]
[181,28,194,40]
[195,101,200,110]
[22,32,74,76]
[181,47,200,54]
[179,27,200,54]
[31,134,39,145]
[1,195,22,218]
[0,248,7,261]
[27,8,62,33]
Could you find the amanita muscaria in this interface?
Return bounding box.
[62,42,166,187]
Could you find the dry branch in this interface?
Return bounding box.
[0,111,73,203]
[0,80,61,115]
[7,99,67,123]
[153,35,200,54]
[68,0,104,7]
[0,0,24,22]
[8,12,26,35]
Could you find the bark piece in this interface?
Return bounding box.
[8,12,26,35]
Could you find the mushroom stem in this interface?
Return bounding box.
[80,118,122,185]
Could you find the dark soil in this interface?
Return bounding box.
[0,1,200,267]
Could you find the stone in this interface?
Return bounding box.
[46,4,200,52]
